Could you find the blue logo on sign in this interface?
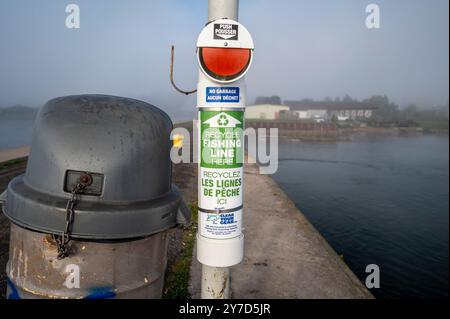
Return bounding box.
[220,213,235,225]
[207,213,236,225]
[206,87,240,103]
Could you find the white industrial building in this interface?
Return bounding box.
[285,100,377,121]
[244,101,376,121]
[293,109,327,119]
[245,104,290,120]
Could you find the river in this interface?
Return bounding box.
[0,120,34,150]
[273,134,449,298]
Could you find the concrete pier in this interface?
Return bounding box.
[189,162,373,298]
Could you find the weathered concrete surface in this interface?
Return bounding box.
[189,162,373,299]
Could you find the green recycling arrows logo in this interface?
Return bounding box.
[203,112,241,128]
[217,114,229,126]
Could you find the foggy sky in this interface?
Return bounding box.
[0,0,448,120]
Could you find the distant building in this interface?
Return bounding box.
[278,110,300,120]
[295,110,309,119]
[245,101,377,122]
[285,100,377,121]
[245,104,290,120]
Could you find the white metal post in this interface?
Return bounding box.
[196,0,254,300]
[208,0,239,22]
[201,0,239,300]
[201,265,231,299]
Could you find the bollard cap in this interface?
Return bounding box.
[3,95,188,239]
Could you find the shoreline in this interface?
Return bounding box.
[0,146,30,164]
[340,126,449,135]
[1,126,448,159]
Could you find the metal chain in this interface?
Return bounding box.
[53,182,87,260]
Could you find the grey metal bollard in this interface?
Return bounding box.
[2,95,190,299]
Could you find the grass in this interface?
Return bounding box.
[0,157,27,170]
[163,203,198,299]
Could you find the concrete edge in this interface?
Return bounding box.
[258,167,374,298]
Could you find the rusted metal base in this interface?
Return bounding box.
[6,223,169,299]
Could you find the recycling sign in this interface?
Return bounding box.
[200,110,244,169]
[199,110,244,239]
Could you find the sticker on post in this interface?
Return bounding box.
[200,167,243,210]
[200,111,244,169]
[200,209,242,239]
[214,23,238,40]
[206,87,240,103]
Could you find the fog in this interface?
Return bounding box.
[0,0,448,120]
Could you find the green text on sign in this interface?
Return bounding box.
[200,110,244,169]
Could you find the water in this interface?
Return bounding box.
[273,134,449,298]
[0,120,34,150]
